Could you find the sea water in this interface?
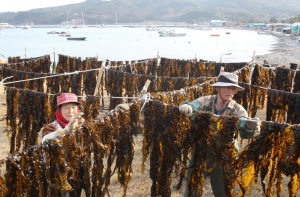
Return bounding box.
[0,27,278,63]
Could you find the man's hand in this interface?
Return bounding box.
[179,104,193,117]
[65,112,85,133]
[246,117,261,131]
[115,104,130,111]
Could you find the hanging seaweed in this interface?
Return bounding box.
[6,87,19,154]
[83,96,100,122]
[235,121,289,196]
[274,67,295,92]
[251,64,275,88]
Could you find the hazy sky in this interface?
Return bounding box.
[0,0,86,12]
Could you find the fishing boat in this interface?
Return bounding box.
[22,25,29,29]
[0,23,14,28]
[210,34,220,37]
[189,27,212,30]
[47,31,57,34]
[57,31,70,35]
[257,31,271,35]
[146,27,161,31]
[67,37,87,40]
[158,29,186,37]
[59,34,71,37]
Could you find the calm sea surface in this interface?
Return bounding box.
[0,27,278,63]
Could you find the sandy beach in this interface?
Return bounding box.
[255,33,300,65]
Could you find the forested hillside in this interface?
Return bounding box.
[0,0,299,25]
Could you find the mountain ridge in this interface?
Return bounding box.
[0,0,299,25]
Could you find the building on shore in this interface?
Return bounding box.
[291,22,300,35]
[210,20,222,26]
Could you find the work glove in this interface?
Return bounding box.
[179,104,193,117]
[41,113,84,143]
[115,104,130,111]
[246,117,261,131]
[61,112,85,135]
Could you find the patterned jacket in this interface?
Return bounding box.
[195,95,248,117]
[41,120,63,138]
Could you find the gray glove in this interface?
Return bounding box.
[115,104,130,110]
[246,117,261,131]
[179,104,193,117]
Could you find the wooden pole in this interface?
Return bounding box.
[93,60,106,96]
[138,79,151,100]
[53,48,57,74]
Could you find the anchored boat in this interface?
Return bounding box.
[158,29,186,37]
[67,37,87,40]
[146,27,161,31]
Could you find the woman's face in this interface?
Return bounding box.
[60,103,79,121]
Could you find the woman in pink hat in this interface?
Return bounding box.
[42,93,84,143]
[41,93,84,196]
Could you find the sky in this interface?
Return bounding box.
[0,0,86,12]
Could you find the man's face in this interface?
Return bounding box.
[217,86,237,102]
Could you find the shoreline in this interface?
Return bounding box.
[255,35,300,66]
[219,26,300,66]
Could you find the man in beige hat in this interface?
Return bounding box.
[179,72,260,197]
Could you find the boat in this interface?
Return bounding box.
[257,31,271,35]
[57,31,70,35]
[59,34,71,37]
[158,29,186,37]
[47,31,57,34]
[210,34,220,37]
[0,23,14,28]
[22,25,29,29]
[189,27,212,30]
[67,37,87,40]
[226,32,230,34]
[146,27,161,31]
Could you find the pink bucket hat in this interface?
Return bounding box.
[57,93,80,106]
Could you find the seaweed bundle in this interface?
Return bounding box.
[273,67,295,92]
[251,64,275,88]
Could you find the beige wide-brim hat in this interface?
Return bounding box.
[211,72,245,91]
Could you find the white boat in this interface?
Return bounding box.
[47,31,57,34]
[257,31,271,34]
[58,34,71,37]
[158,29,186,37]
[189,27,212,30]
[146,27,161,31]
[57,31,70,35]
[0,23,14,28]
[22,25,29,29]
